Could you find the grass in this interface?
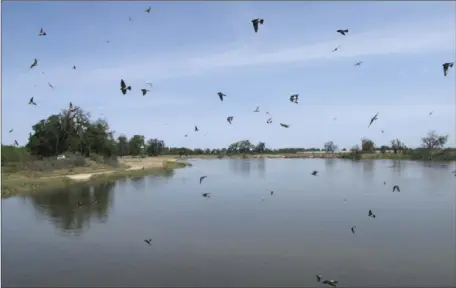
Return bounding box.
[1,160,191,199]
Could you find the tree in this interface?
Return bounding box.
[146,138,165,156]
[254,142,266,154]
[324,141,337,153]
[361,138,375,153]
[128,135,145,156]
[390,138,405,154]
[117,135,129,156]
[379,145,389,154]
[421,130,448,149]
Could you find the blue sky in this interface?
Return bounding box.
[2,1,455,150]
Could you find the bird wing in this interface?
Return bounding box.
[120,79,126,89]
[252,20,258,33]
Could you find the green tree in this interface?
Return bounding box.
[128,135,145,156]
[361,138,375,153]
[254,142,266,154]
[146,138,166,156]
[421,130,448,149]
[117,135,129,156]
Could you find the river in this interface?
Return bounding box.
[2,158,455,287]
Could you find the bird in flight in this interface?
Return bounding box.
[48,82,54,89]
[354,61,363,66]
[105,40,111,44]
[443,62,454,76]
[194,125,199,132]
[69,102,76,113]
[14,140,19,146]
[202,193,211,198]
[145,7,151,13]
[368,209,376,218]
[217,92,227,102]
[311,170,318,176]
[28,97,37,106]
[316,275,322,282]
[9,129,13,133]
[429,111,433,116]
[290,94,299,104]
[332,45,340,52]
[381,129,385,133]
[252,18,264,33]
[144,239,152,245]
[322,280,338,287]
[253,106,260,112]
[72,65,76,69]
[39,28,46,36]
[128,16,133,21]
[368,112,379,127]
[336,29,349,35]
[199,176,207,184]
[392,185,400,192]
[30,58,38,69]
[227,116,234,124]
[120,79,131,95]
[270,191,274,196]
[266,118,272,124]
[351,225,356,234]
[280,123,289,128]
[141,89,150,96]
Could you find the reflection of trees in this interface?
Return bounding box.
[229,159,251,176]
[130,176,146,191]
[27,182,115,235]
[256,158,266,177]
[362,160,375,179]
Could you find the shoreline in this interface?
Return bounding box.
[1,158,191,199]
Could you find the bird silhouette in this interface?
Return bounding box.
[227,116,234,124]
[322,280,338,287]
[253,106,260,112]
[252,18,264,33]
[381,129,385,133]
[336,29,349,35]
[351,225,356,234]
[368,112,379,127]
[270,191,274,195]
[202,193,211,198]
[266,118,273,124]
[290,94,299,104]
[48,82,54,89]
[194,125,199,132]
[368,209,376,218]
[128,16,133,21]
[144,239,152,245]
[443,62,454,76]
[199,176,207,184]
[280,123,289,128]
[145,7,151,13]
[30,58,38,69]
[39,28,46,36]
[28,97,37,105]
[311,170,318,176]
[429,111,433,116]
[14,140,19,146]
[120,79,132,95]
[354,61,363,66]
[316,275,322,282]
[141,89,150,96]
[332,45,340,52]
[392,185,400,192]
[217,92,227,101]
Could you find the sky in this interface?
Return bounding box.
[1,1,455,150]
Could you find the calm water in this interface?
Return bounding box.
[2,159,456,287]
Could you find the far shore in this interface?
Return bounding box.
[1,156,191,198]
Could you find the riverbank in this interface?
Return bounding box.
[1,157,191,198]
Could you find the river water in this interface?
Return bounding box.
[2,158,455,287]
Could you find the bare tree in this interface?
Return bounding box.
[421,130,448,149]
[324,141,338,153]
[390,138,405,154]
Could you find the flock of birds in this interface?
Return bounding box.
[8,6,456,287]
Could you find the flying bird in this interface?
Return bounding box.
[252,18,264,33]
[429,111,433,116]
[332,45,340,52]
[267,118,272,124]
[368,209,376,218]
[202,193,211,198]
[316,275,322,282]
[200,176,207,184]
[28,97,37,105]
[141,89,150,96]
[14,140,19,146]
[144,239,152,245]
[72,65,76,69]
[194,125,199,132]
[145,6,151,13]
[322,280,339,287]
[351,225,356,234]
[105,40,111,44]
[69,102,76,113]
[227,116,234,124]
[280,123,289,128]
[336,29,349,35]
[120,79,132,95]
[354,61,363,66]
[30,58,38,69]
[48,82,54,89]
[270,191,274,195]
[9,129,13,133]
[442,62,454,76]
[184,134,188,137]
[392,185,400,192]
[253,106,260,112]
[368,112,379,127]
[217,92,226,101]
[311,170,318,176]
[381,130,385,133]
[39,28,46,36]
[290,94,299,104]
[128,16,133,21]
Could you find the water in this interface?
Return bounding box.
[2,159,455,287]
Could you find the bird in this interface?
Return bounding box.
[381,130,385,133]
[69,102,76,113]
[72,65,76,69]
[9,129,13,133]
[194,125,199,132]
[202,193,211,198]
[332,45,341,52]
[316,275,322,282]
[289,94,299,104]
[322,280,338,287]
[336,29,349,35]
[48,82,54,89]
[270,191,274,195]
[146,82,153,88]
[144,239,152,245]
[252,18,264,33]
[354,61,363,66]
[39,28,46,36]
[429,111,433,116]
[392,185,400,192]
[351,225,356,234]
[368,209,376,218]
[368,112,379,127]
[217,92,226,101]
[105,40,111,44]
[141,89,150,96]
[266,118,272,124]
[28,97,37,105]
[30,58,38,69]
[280,123,289,128]
[120,79,132,95]
[442,62,454,76]
[333,117,337,121]
[199,176,207,184]
[184,134,188,137]
[253,106,260,112]
[128,16,133,21]
[145,6,151,13]
[14,140,19,146]
[311,170,318,176]
[227,116,234,124]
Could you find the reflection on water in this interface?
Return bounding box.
[256,158,266,178]
[26,182,116,235]
[229,158,252,176]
